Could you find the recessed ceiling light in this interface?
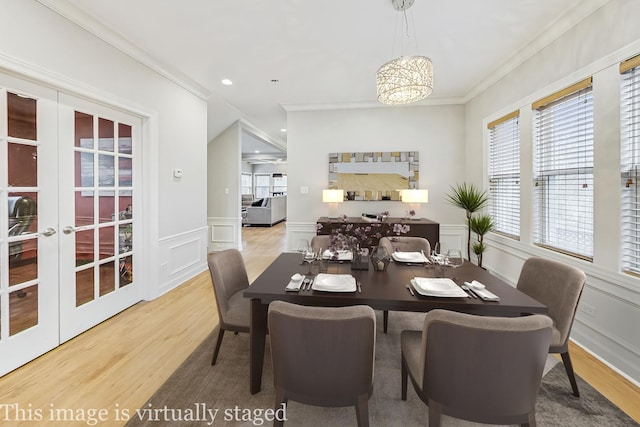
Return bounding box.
[221,79,233,86]
[280,128,287,132]
[254,150,260,153]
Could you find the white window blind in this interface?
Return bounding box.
[532,78,594,260]
[254,174,270,199]
[488,111,520,239]
[241,173,252,196]
[621,56,640,275]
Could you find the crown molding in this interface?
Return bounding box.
[36,0,211,100]
[282,96,465,112]
[460,0,611,103]
[239,118,287,151]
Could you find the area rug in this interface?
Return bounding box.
[126,312,637,427]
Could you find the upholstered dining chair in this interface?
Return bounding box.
[401,309,552,427]
[268,301,376,427]
[207,249,250,365]
[378,236,431,333]
[310,235,330,253]
[516,256,587,397]
[378,236,431,257]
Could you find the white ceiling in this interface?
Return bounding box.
[42,0,608,148]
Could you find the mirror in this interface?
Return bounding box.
[328,152,419,201]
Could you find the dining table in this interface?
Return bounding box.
[243,252,547,394]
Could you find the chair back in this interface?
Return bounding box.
[379,236,430,255]
[310,235,330,252]
[268,301,376,407]
[207,249,250,327]
[421,310,552,425]
[516,257,586,348]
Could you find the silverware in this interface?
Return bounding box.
[307,278,314,291]
[357,282,362,293]
[461,284,477,298]
[302,278,310,291]
[406,285,415,296]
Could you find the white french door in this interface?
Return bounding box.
[0,75,60,375]
[0,74,142,375]
[58,94,141,343]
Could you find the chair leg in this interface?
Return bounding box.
[401,356,408,401]
[211,328,225,366]
[383,310,388,334]
[561,351,580,397]
[355,393,370,427]
[273,388,287,427]
[522,410,536,427]
[427,399,441,427]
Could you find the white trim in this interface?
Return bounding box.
[208,217,242,252]
[571,335,640,389]
[35,0,210,100]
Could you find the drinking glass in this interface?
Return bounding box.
[303,248,316,274]
[296,239,309,264]
[446,249,464,281]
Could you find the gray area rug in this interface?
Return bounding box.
[126,312,638,426]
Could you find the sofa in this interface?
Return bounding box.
[243,195,286,226]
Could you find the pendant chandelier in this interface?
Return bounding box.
[376,0,433,105]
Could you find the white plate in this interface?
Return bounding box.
[392,252,428,263]
[312,273,357,292]
[322,250,353,261]
[411,278,468,298]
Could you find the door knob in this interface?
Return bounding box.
[62,226,76,234]
[40,227,57,236]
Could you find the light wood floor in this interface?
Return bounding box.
[0,221,638,426]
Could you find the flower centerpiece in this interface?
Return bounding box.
[317,212,410,270]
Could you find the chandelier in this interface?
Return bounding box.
[376,0,433,105]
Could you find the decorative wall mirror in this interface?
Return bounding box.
[328,151,419,201]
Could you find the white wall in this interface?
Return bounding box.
[0,0,209,298]
[207,122,243,251]
[464,0,640,383]
[286,105,467,252]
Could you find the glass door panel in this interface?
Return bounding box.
[0,77,59,377]
[58,93,140,343]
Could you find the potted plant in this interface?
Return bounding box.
[446,182,489,261]
[470,214,495,268]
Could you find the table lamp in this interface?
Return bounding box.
[322,189,344,219]
[401,189,429,219]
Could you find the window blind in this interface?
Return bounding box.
[532,79,594,260]
[488,111,520,239]
[621,57,640,275]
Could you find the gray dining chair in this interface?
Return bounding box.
[310,235,330,253]
[516,256,587,397]
[268,301,376,427]
[401,309,552,427]
[379,236,432,333]
[207,249,250,365]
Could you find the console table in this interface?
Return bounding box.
[316,216,439,248]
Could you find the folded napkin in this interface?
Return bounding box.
[392,251,429,263]
[312,274,356,292]
[285,275,305,291]
[322,250,353,261]
[464,280,500,301]
[411,277,468,298]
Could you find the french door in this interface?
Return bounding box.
[58,94,141,343]
[0,75,141,375]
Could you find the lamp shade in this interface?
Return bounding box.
[322,189,344,203]
[401,189,429,203]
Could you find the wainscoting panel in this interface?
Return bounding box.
[286,221,318,252]
[156,226,208,298]
[438,224,466,254]
[208,216,242,252]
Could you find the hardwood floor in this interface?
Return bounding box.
[0,220,638,426]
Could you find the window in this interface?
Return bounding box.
[241,173,252,196]
[272,174,287,195]
[488,111,520,239]
[254,174,270,199]
[532,78,594,260]
[621,55,640,275]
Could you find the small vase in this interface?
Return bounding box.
[351,247,370,270]
[370,246,390,271]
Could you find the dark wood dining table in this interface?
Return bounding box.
[243,252,547,394]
